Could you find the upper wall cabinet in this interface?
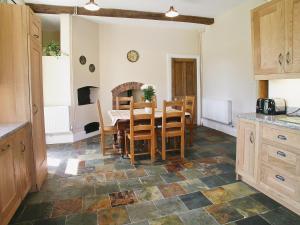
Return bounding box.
[252,0,300,80]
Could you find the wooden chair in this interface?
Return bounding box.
[96,100,118,156]
[157,100,185,160]
[125,101,156,165]
[185,96,195,146]
[115,96,133,110]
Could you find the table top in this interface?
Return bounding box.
[108,108,189,126]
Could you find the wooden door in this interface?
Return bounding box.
[15,125,33,199]
[29,12,47,190]
[252,0,285,75]
[285,0,300,73]
[172,58,197,123]
[236,120,257,183]
[0,137,20,225]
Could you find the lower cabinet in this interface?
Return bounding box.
[236,119,300,215]
[0,124,33,225]
[236,119,257,184]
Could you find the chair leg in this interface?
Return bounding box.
[125,135,128,157]
[181,135,185,160]
[162,136,166,160]
[130,140,135,165]
[101,133,105,156]
[189,126,193,146]
[151,138,155,163]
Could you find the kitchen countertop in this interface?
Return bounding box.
[0,122,29,141]
[237,113,300,131]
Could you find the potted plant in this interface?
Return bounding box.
[141,84,156,113]
[43,41,61,56]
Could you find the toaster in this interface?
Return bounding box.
[263,98,286,115]
[256,98,265,113]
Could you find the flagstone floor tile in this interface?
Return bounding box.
[126,202,162,223]
[52,198,82,217]
[178,209,219,225]
[109,190,137,207]
[179,192,212,210]
[84,195,111,212]
[206,203,244,224]
[154,197,188,216]
[158,183,186,198]
[134,186,164,202]
[98,206,130,225]
[149,215,184,225]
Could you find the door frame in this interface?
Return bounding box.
[166,54,201,125]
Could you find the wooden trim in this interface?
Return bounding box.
[255,73,300,80]
[26,3,214,25]
[258,80,269,98]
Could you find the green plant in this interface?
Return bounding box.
[43,41,61,56]
[141,84,156,102]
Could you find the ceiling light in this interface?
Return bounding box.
[165,6,179,18]
[84,0,100,11]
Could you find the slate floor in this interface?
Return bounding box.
[10,127,300,225]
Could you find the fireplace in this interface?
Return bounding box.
[111,82,144,109]
[77,86,99,106]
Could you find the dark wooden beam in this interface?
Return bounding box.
[26,3,214,25]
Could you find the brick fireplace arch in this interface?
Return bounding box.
[111,82,144,109]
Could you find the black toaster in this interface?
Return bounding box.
[263,98,287,115]
[256,98,265,113]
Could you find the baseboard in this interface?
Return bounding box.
[46,130,99,144]
[202,118,237,137]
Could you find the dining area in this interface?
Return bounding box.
[97,85,196,165]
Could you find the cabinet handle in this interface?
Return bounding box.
[33,104,38,115]
[1,144,10,152]
[278,53,283,65]
[21,142,26,152]
[250,132,255,144]
[275,174,285,182]
[33,34,39,39]
[286,52,291,64]
[277,135,287,141]
[277,151,286,157]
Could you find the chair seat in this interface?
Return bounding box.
[127,131,152,140]
[156,128,182,137]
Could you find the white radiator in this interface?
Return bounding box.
[44,106,70,134]
[202,98,232,125]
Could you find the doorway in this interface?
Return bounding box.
[167,55,201,125]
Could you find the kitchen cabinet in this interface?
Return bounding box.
[236,120,258,184]
[252,0,300,79]
[236,117,300,215]
[0,137,21,225]
[0,4,47,191]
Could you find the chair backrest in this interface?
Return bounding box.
[162,100,185,134]
[129,101,155,139]
[185,96,195,122]
[116,96,133,110]
[96,100,105,132]
[140,95,157,108]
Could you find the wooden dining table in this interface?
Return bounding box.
[108,108,190,157]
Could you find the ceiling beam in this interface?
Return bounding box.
[26,3,214,25]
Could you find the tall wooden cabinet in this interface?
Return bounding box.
[0,4,47,190]
[252,0,300,79]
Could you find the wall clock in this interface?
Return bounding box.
[127,50,139,63]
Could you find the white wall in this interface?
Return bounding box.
[201,0,265,136]
[72,16,100,134]
[269,79,300,108]
[99,23,201,122]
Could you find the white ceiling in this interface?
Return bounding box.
[31,0,248,31]
[25,0,246,18]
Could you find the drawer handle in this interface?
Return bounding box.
[33,34,39,38]
[275,175,285,182]
[277,151,286,157]
[1,144,10,152]
[278,53,283,65]
[277,135,287,141]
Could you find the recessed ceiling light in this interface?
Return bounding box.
[84,0,100,11]
[165,6,179,18]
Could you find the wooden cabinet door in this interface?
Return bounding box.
[0,138,20,225]
[285,0,300,73]
[236,120,257,183]
[29,13,47,190]
[252,0,285,75]
[15,125,33,199]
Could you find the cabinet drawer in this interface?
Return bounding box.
[260,164,300,202]
[262,125,300,149]
[261,143,300,176]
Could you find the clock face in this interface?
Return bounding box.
[127,50,139,63]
